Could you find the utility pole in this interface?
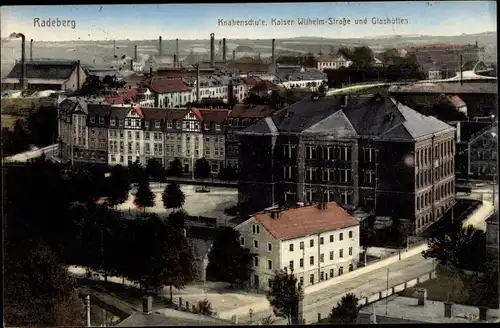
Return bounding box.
[85,295,91,327]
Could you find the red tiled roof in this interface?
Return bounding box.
[104,97,125,104]
[104,88,139,104]
[146,78,191,93]
[197,108,231,123]
[245,77,259,86]
[253,202,358,241]
[250,80,280,92]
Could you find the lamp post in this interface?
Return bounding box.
[9,32,26,91]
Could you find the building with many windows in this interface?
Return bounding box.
[235,202,359,290]
[237,94,456,235]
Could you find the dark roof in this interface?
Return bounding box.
[197,109,230,123]
[224,62,271,73]
[272,96,344,133]
[250,80,280,92]
[229,104,275,119]
[165,108,189,121]
[389,82,497,94]
[109,106,131,119]
[142,107,167,121]
[87,104,112,116]
[485,211,499,224]
[343,95,453,140]
[240,94,452,141]
[7,60,78,80]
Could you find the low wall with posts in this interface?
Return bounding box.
[315,270,437,324]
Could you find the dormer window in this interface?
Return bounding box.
[155,121,160,129]
[215,123,221,131]
[204,123,210,130]
[145,121,150,128]
[110,119,116,127]
[119,120,124,127]
[167,121,173,128]
[98,117,104,124]
[176,122,181,129]
[227,118,233,126]
[90,117,96,123]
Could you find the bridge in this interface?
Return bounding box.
[3,143,60,164]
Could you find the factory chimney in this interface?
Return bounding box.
[222,38,227,63]
[134,45,137,62]
[233,50,236,62]
[210,33,215,68]
[196,63,200,103]
[113,40,116,57]
[159,36,163,56]
[271,38,276,73]
[219,40,222,60]
[30,39,33,61]
[175,38,180,67]
[130,59,133,71]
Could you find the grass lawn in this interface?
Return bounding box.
[398,273,475,305]
[1,114,22,130]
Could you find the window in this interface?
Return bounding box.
[339,267,344,275]
[339,233,344,241]
[310,239,314,247]
[340,169,351,183]
[240,237,245,246]
[305,167,315,181]
[215,124,221,131]
[339,249,344,258]
[364,148,376,162]
[267,260,273,270]
[252,224,260,234]
[305,189,313,202]
[323,146,334,160]
[349,264,354,272]
[267,243,272,252]
[283,144,292,158]
[320,253,324,263]
[341,191,352,205]
[323,168,335,182]
[136,132,140,139]
[176,122,181,129]
[300,241,304,250]
[330,235,334,242]
[299,258,304,268]
[329,269,334,278]
[299,277,304,286]
[330,251,334,260]
[320,237,324,245]
[349,231,353,238]
[320,271,325,281]
[289,243,294,252]
[204,123,210,130]
[340,147,351,161]
[254,256,259,267]
[305,145,316,159]
[309,274,315,285]
[155,121,160,129]
[110,119,116,126]
[364,170,376,185]
[119,120,124,127]
[90,117,95,123]
[309,256,314,265]
[289,261,294,271]
[349,247,353,256]
[283,166,293,180]
[253,240,259,249]
[167,121,173,128]
[98,117,104,124]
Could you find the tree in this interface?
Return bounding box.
[351,46,374,67]
[129,160,145,183]
[360,226,376,266]
[77,75,105,96]
[134,177,155,213]
[328,293,361,324]
[4,240,85,327]
[423,223,486,271]
[381,48,401,64]
[206,227,253,286]
[106,164,131,207]
[194,299,218,317]
[162,183,185,210]
[436,263,469,304]
[166,158,183,177]
[194,158,211,180]
[266,269,303,325]
[146,158,164,182]
[469,258,499,308]
[167,209,188,233]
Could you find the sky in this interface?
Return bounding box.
[0,2,497,41]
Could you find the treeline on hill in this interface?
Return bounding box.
[2,104,58,157]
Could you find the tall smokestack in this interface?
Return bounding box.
[134,45,137,62]
[159,36,162,56]
[173,54,177,68]
[210,33,215,68]
[196,63,200,103]
[130,59,133,71]
[222,38,227,63]
[176,38,179,67]
[30,39,33,61]
[233,50,236,62]
[19,34,26,90]
[219,40,222,60]
[113,40,116,57]
[271,38,276,72]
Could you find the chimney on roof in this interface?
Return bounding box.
[134,45,137,62]
[222,38,227,63]
[210,33,215,68]
[159,36,163,56]
[143,296,153,314]
[175,38,180,67]
[270,210,281,219]
[271,38,276,73]
[30,39,33,61]
[196,63,200,103]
